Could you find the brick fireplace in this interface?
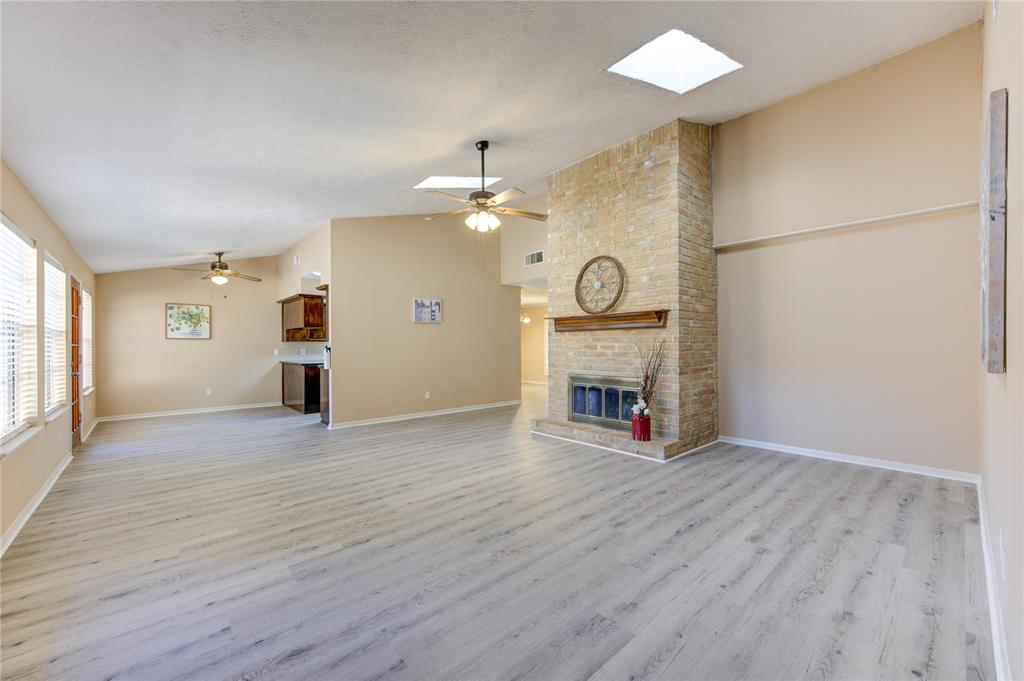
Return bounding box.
[531,119,717,461]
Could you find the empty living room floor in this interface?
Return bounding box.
[1,386,995,681]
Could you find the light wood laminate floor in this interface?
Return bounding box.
[1,386,995,681]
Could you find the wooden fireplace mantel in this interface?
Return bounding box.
[550,309,669,332]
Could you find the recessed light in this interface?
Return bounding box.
[608,29,742,95]
[414,176,502,189]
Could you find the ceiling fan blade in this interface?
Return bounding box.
[493,206,549,221]
[201,271,216,279]
[424,208,474,221]
[487,187,525,206]
[171,267,211,272]
[426,190,475,205]
[226,271,262,282]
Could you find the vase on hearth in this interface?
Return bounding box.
[631,414,651,441]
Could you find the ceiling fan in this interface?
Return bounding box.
[424,140,548,232]
[171,252,262,285]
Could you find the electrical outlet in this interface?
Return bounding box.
[293,253,301,265]
[998,531,1007,583]
[424,391,431,400]
[299,348,307,356]
[206,388,213,396]
[272,348,279,356]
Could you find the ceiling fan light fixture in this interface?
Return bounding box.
[425,140,544,229]
[468,210,499,232]
[210,274,229,285]
[466,211,500,232]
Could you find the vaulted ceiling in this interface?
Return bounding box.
[1,1,980,272]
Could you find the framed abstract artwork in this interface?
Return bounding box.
[412,297,442,324]
[981,88,1008,373]
[166,303,211,339]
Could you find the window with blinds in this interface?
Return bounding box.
[44,259,67,413]
[1,221,37,439]
[82,289,93,391]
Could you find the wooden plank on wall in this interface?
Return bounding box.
[982,88,1008,374]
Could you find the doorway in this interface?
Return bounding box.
[519,286,548,386]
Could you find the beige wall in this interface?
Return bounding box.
[1,161,96,539]
[329,215,520,424]
[979,2,1023,676]
[95,256,282,417]
[520,305,548,383]
[714,25,982,474]
[499,195,549,286]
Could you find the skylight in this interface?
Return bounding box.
[607,29,742,95]
[414,176,502,189]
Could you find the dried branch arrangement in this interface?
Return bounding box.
[635,339,666,414]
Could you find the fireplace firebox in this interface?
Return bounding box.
[568,374,638,432]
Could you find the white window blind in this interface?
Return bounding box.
[82,289,93,390]
[1,221,37,438]
[44,259,66,412]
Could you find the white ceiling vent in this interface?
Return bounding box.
[525,251,544,266]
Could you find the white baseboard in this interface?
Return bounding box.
[977,484,1012,681]
[1,452,72,557]
[81,418,97,443]
[329,400,521,430]
[717,436,979,483]
[96,402,282,423]
[521,380,547,386]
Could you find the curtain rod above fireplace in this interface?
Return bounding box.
[713,200,979,251]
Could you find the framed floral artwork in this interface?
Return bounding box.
[166,303,211,339]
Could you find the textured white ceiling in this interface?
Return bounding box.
[1,1,980,272]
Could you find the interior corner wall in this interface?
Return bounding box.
[95,256,282,417]
[277,220,332,359]
[278,220,331,301]
[329,215,520,424]
[1,161,96,539]
[500,195,549,286]
[714,24,983,475]
[979,1,1024,676]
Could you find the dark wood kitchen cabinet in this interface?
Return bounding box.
[277,294,326,342]
[282,362,321,414]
